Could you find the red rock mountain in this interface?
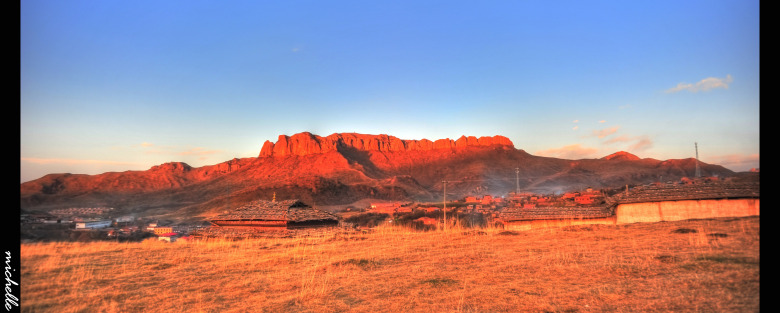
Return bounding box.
[20,132,736,220]
[259,132,514,157]
[602,151,641,161]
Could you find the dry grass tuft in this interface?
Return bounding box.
[21,216,759,312]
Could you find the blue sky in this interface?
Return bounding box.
[20,0,760,183]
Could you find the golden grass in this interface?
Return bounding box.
[21,217,759,312]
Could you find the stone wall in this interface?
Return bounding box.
[615,198,759,224]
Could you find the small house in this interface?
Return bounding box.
[157,232,179,242]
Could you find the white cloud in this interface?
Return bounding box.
[666,74,733,93]
[602,134,653,153]
[592,126,620,139]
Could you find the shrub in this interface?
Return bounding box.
[345,213,390,227]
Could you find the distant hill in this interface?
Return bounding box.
[20,132,736,220]
[601,151,641,161]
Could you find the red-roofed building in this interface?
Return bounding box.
[574,194,595,205]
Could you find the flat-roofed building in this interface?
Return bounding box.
[75,220,113,229]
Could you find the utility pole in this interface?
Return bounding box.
[442,180,447,231]
[515,167,520,194]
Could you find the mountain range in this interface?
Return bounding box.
[20,132,737,220]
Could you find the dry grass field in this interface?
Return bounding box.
[21,216,759,312]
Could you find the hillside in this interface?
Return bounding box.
[20,132,735,220]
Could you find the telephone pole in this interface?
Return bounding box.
[515,167,520,194]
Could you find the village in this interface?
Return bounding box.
[20,175,759,242]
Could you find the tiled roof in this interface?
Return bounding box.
[610,182,759,204]
[209,199,338,222]
[498,206,614,221]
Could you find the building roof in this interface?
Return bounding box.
[610,181,759,204]
[209,199,338,222]
[498,206,614,222]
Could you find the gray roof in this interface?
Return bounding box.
[610,181,759,204]
[209,199,338,222]
[498,205,614,222]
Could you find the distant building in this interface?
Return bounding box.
[153,227,175,235]
[395,207,413,213]
[419,206,439,213]
[369,202,402,214]
[75,220,113,229]
[157,232,179,242]
[574,194,595,205]
[115,215,135,224]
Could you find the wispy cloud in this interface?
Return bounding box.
[707,153,760,172]
[138,142,222,157]
[177,147,221,156]
[602,135,633,144]
[602,134,653,153]
[592,126,620,139]
[20,157,140,166]
[627,136,654,152]
[536,144,599,160]
[665,74,733,93]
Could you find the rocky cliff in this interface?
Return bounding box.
[259,132,514,157]
[20,131,740,220]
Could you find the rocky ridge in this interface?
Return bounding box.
[259,132,514,157]
[20,132,739,219]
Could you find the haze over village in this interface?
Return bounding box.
[18,1,760,312]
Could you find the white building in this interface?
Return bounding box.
[75,220,113,229]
